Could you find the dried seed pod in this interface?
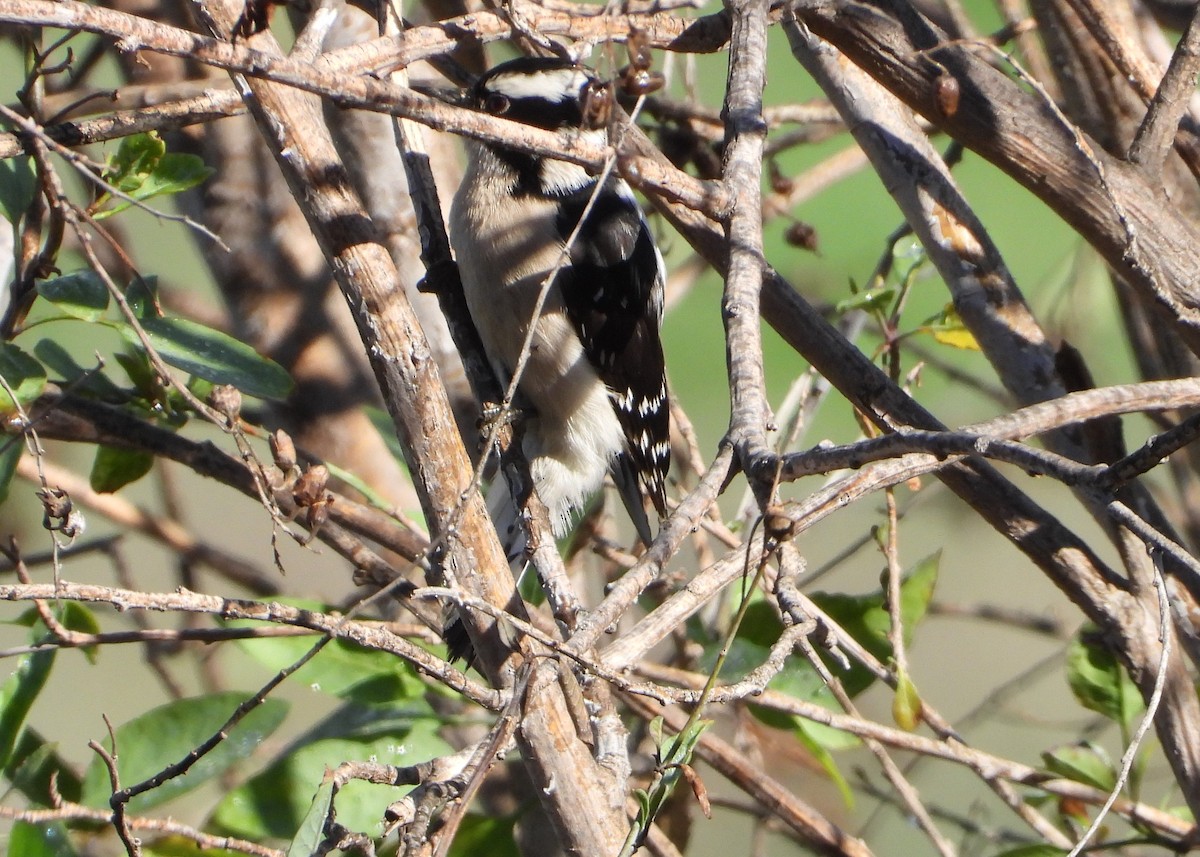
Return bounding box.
[293,463,329,507]
[935,72,960,118]
[763,506,798,544]
[208,384,242,423]
[37,486,72,520]
[306,498,331,532]
[619,67,665,97]
[680,763,712,819]
[619,27,662,96]
[627,27,653,72]
[38,487,85,540]
[582,80,613,130]
[784,221,819,253]
[768,160,794,195]
[270,429,297,473]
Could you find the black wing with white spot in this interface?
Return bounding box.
[555,179,670,535]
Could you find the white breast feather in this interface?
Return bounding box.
[450,144,625,534]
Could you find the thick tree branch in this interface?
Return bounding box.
[792,0,1200,356]
[183,0,628,850]
[1129,2,1200,174]
[0,580,500,707]
[720,0,772,471]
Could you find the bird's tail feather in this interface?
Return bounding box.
[612,452,656,547]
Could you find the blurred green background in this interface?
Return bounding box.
[0,0,1155,853]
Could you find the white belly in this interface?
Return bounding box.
[450,159,625,532]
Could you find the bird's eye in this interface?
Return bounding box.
[484,93,510,114]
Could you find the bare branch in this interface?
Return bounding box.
[721,0,773,473]
[793,0,1200,356]
[1128,3,1200,173]
[0,579,501,708]
[0,803,282,857]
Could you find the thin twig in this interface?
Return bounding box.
[0,803,282,857]
[1128,3,1200,173]
[0,103,226,247]
[0,579,502,708]
[1065,556,1173,857]
[0,87,247,159]
[795,634,957,857]
[88,715,141,857]
[109,637,332,807]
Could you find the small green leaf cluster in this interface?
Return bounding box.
[29,270,293,402]
[836,239,981,353]
[1022,626,1191,848]
[713,552,940,808]
[0,271,292,501]
[91,132,213,220]
[0,604,458,856]
[625,716,712,857]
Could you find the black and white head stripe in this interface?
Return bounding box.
[469,56,615,198]
[472,57,600,131]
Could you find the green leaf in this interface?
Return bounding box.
[15,604,101,665]
[106,132,166,192]
[633,786,651,816]
[811,551,940,697]
[213,725,450,839]
[793,720,854,808]
[648,716,665,749]
[119,316,292,401]
[5,729,82,806]
[286,778,334,857]
[0,649,55,770]
[7,821,79,857]
[56,602,100,635]
[897,551,940,628]
[446,814,520,857]
[32,340,125,400]
[95,133,212,219]
[732,600,784,649]
[835,284,895,314]
[233,607,424,703]
[113,349,161,399]
[1042,742,1116,792]
[0,157,37,225]
[892,667,922,731]
[732,630,856,808]
[622,718,712,855]
[919,303,981,351]
[321,460,394,513]
[0,343,47,416]
[135,152,212,198]
[90,445,155,494]
[299,701,440,745]
[718,604,857,749]
[185,375,215,402]
[125,276,159,320]
[661,718,710,768]
[756,664,858,750]
[14,604,99,638]
[0,438,21,505]
[80,693,287,812]
[36,272,109,322]
[1066,629,1143,731]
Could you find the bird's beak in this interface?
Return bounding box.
[409,80,472,107]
